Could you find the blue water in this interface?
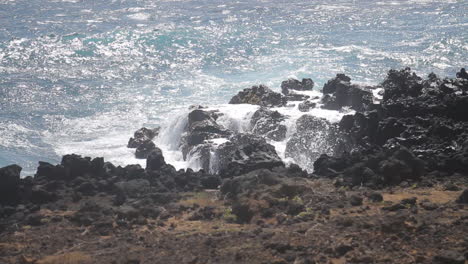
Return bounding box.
[0,0,467,175]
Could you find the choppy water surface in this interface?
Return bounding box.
[0,0,467,175]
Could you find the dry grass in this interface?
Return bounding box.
[36,252,92,264]
[383,189,461,204]
[177,191,222,207]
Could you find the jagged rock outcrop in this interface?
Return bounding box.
[229,85,286,107]
[250,107,287,141]
[216,133,284,178]
[0,165,22,205]
[315,68,468,187]
[285,115,348,172]
[321,74,373,111]
[281,78,314,95]
[127,127,159,148]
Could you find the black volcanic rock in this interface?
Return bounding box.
[321,74,373,112]
[36,161,66,180]
[298,101,316,112]
[456,68,468,79]
[128,127,159,148]
[323,73,351,94]
[216,133,284,177]
[146,148,166,171]
[183,108,231,156]
[180,108,231,171]
[456,189,468,204]
[0,165,22,205]
[281,78,314,95]
[286,115,347,171]
[382,68,423,102]
[135,140,156,159]
[229,85,286,107]
[250,107,287,141]
[61,154,93,180]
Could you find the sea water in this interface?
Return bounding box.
[0,0,466,175]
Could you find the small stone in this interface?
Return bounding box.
[368,192,383,202]
[456,189,468,204]
[349,195,363,206]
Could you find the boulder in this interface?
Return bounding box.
[250,107,287,141]
[128,127,159,148]
[286,115,344,171]
[0,165,22,205]
[182,109,230,157]
[216,133,284,177]
[146,148,166,171]
[456,189,468,204]
[298,101,316,112]
[323,74,351,94]
[456,68,468,79]
[135,140,156,159]
[281,78,314,95]
[35,162,65,180]
[61,154,93,179]
[229,85,286,107]
[382,68,423,102]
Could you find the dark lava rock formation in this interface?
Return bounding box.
[315,68,468,188]
[1,68,467,264]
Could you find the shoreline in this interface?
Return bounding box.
[1,67,467,264]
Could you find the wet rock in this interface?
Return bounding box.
[433,250,465,264]
[185,109,230,147]
[297,101,316,112]
[135,140,156,159]
[281,78,314,95]
[456,68,468,79]
[229,85,286,107]
[180,109,231,167]
[0,164,22,205]
[216,133,284,177]
[456,189,468,204]
[323,74,351,94]
[146,148,166,171]
[127,127,159,148]
[313,153,351,177]
[250,107,287,141]
[286,115,343,171]
[382,68,423,102]
[321,74,372,111]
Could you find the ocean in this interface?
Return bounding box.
[0,0,466,176]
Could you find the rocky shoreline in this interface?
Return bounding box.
[1,68,467,264]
